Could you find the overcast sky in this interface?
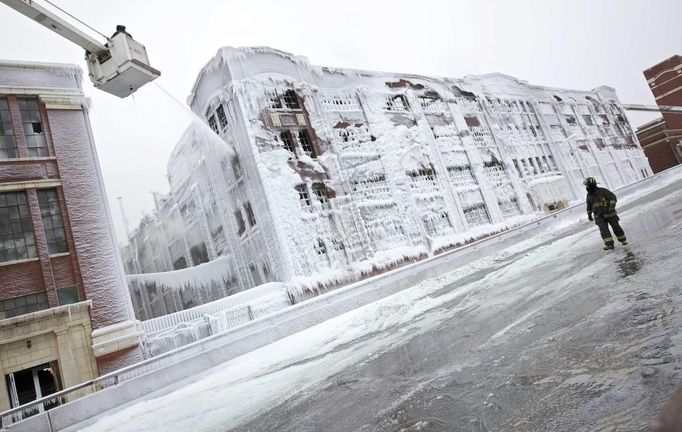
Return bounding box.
[1,0,680,243]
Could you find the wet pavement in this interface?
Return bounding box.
[238,180,682,432]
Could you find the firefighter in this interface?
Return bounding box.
[584,177,627,250]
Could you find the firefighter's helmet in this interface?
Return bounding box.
[583,177,598,187]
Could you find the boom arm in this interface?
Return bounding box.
[1,0,160,98]
[1,0,107,54]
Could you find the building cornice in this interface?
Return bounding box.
[0,85,85,109]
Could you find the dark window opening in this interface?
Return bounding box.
[582,115,594,126]
[5,362,62,413]
[565,115,577,125]
[314,238,327,255]
[173,257,187,270]
[216,105,228,129]
[208,115,218,133]
[464,115,481,128]
[244,201,256,226]
[298,130,316,157]
[190,243,209,266]
[280,131,296,153]
[282,90,301,110]
[234,210,246,236]
[296,184,311,207]
[312,183,329,206]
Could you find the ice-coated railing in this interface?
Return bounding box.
[140,282,287,335]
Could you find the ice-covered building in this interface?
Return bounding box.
[0,60,142,414]
[181,47,651,293]
[121,126,247,320]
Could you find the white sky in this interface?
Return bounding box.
[1,0,680,243]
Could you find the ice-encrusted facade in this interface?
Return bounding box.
[130,47,652,297]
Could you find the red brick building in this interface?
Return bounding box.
[0,60,142,413]
[637,55,682,173]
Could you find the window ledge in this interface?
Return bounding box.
[0,156,56,163]
[0,257,40,267]
[49,252,70,259]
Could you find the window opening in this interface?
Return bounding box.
[298,130,316,157]
[0,97,17,159]
[234,209,246,236]
[19,98,47,157]
[282,89,301,110]
[37,189,68,254]
[244,201,257,226]
[295,184,311,208]
[216,105,228,129]
[280,131,296,153]
[208,115,218,133]
[0,191,37,263]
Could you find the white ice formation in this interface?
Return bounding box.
[123,46,652,320]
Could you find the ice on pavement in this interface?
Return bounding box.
[80,174,682,432]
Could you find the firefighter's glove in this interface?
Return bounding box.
[588,213,593,221]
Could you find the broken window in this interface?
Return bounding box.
[599,114,610,125]
[298,130,316,158]
[244,201,256,226]
[279,131,296,153]
[0,98,17,159]
[234,209,246,236]
[384,94,409,112]
[19,98,48,157]
[314,238,327,255]
[312,183,329,208]
[295,184,311,208]
[282,89,301,110]
[582,115,594,126]
[37,189,68,255]
[4,362,61,413]
[0,191,37,263]
[216,105,228,130]
[464,115,481,128]
[320,90,362,112]
[208,114,219,133]
[265,89,283,109]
